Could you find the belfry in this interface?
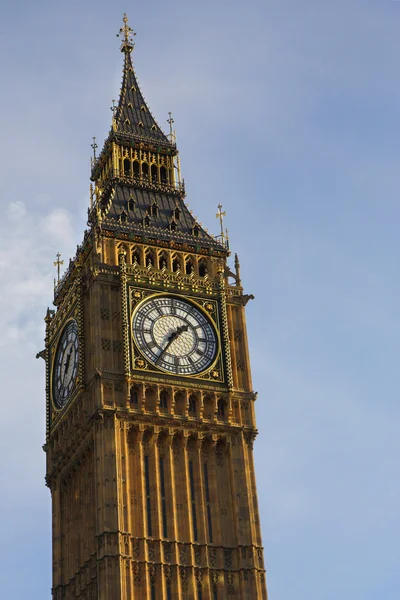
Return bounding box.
[43,14,268,599]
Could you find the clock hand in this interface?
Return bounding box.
[63,349,73,383]
[156,325,189,364]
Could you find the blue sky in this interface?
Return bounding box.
[0,0,399,598]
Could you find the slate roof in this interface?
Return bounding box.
[114,50,172,147]
[101,184,226,251]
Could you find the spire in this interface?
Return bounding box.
[113,14,171,147]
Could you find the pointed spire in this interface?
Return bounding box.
[113,14,172,146]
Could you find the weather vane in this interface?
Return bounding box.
[117,13,136,50]
[53,252,64,285]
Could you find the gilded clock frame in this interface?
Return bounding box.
[128,288,224,382]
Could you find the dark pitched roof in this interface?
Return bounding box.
[114,48,171,147]
[100,184,226,251]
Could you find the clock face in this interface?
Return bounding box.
[132,295,218,375]
[52,320,79,409]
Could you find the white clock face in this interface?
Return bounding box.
[132,296,218,375]
[52,320,79,409]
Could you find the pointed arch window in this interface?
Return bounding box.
[160,166,167,184]
[143,215,151,227]
[192,225,200,237]
[145,248,155,266]
[123,158,131,177]
[130,386,139,406]
[125,118,130,126]
[172,256,181,272]
[133,161,140,177]
[120,210,127,223]
[158,252,168,270]
[142,163,149,179]
[160,390,168,410]
[132,248,141,265]
[151,164,158,183]
[173,207,181,220]
[199,259,208,277]
[169,220,177,232]
[131,85,137,92]
[127,197,135,212]
[138,121,144,127]
[185,257,194,275]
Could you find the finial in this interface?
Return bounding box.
[216,204,226,238]
[167,111,175,142]
[117,13,136,53]
[235,253,241,286]
[91,136,98,160]
[110,98,117,116]
[53,252,64,285]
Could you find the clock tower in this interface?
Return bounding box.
[43,15,267,599]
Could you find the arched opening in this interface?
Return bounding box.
[160,166,167,184]
[172,256,181,272]
[151,164,158,183]
[120,210,127,223]
[133,161,140,177]
[128,197,135,212]
[132,248,141,265]
[192,225,199,237]
[142,163,149,179]
[130,386,139,406]
[185,257,194,275]
[145,248,155,267]
[158,252,168,270]
[199,260,208,277]
[123,158,131,177]
[144,215,150,227]
[159,389,169,411]
[174,207,181,220]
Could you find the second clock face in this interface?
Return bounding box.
[52,320,79,409]
[132,295,218,375]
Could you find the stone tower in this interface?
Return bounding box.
[43,14,267,599]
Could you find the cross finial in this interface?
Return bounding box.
[216,204,226,237]
[117,13,136,52]
[167,111,175,138]
[53,252,64,285]
[91,136,98,160]
[110,98,117,116]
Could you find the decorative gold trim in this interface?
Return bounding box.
[129,291,222,380]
